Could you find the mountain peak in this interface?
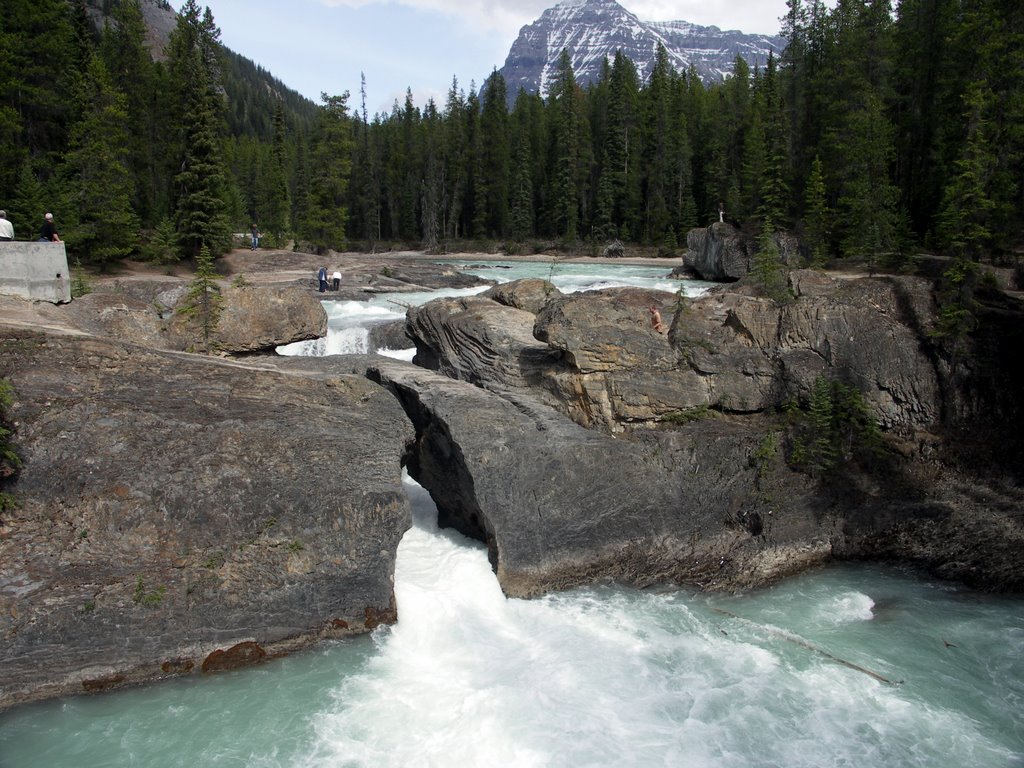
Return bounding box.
[499,0,783,100]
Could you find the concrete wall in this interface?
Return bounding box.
[0,242,72,304]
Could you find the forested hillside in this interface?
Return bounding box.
[1,0,1021,274]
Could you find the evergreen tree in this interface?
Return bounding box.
[0,0,76,200]
[757,54,791,230]
[304,92,353,252]
[145,216,182,265]
[10,161,46,238]
[803,155,831,266]
[420,99,443,251]
[264,103,292,236]
[178,244,222,352]
[935,83,996,260]
[60,56,139,268]
[99,0,161,225]
[168,1,231,258]
[441,77,469,241]
[740,98,768,222]
[817,0,901,264]
[891,0,957,239]
[399,89,421,240]
[604,52,641,238]
[509,91,536,241]
[350,72,381,247]
[549,50,581,241]
[753,227,790,303]
[465,86,485,239]
[291,134,312,243]
[478,71,511,238]
[640,45,674,243]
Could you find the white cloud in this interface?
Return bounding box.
[317,0,785,39]
[317,0,547,36]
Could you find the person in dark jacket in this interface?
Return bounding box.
[39,212,60,242]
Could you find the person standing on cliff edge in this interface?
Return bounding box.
[317,265,329,293]
[0,211,13,241]
[38,212,60,242]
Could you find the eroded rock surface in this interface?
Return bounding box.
[0,332,412,709]
[683,223,801,281]
[396,273,1024,599]
[167,284,327,353]
[372,360,836,600]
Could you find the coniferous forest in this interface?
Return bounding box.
[1,0,1021,273]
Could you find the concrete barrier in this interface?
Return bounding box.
[0,242,72,304]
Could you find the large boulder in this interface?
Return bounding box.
[460,274,942,432]
[407,295,562,396]
[0,330,412,709]
[371,360,833,600]
[683,224,802,281]
[684,222,750,280]
[481,278,560,315]
[371,354,1023,603]
[168,284,327,354]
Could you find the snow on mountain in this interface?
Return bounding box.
[499,0,784,99]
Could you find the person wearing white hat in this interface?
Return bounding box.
[39,212,61,242]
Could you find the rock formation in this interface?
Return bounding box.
[167,284,328,354]
[0,332,412,709]
[397,272,1024,600]
[2,255,1022,711]
[683,222,801,281]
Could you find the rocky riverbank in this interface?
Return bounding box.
[1,248,1021,710]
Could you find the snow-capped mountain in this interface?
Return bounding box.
[499,0,784,98]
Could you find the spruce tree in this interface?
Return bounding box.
[179,244,222,352]
[803,155,831,266]
[10,162,46,239]
[549,50,580,241]
[935,83,996,261]
[420,99,443,251]
[305,93,353,252]
[264,103,292,237]
[641,45,674,243]
[98,0,159,225]
[168,1,231,259]
[442,77,469,241]
[509,91,536,241]
[0,0,76,200]
[479,71,511,238]
[60,56,139,268]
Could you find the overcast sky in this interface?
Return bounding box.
[179,0,789,115]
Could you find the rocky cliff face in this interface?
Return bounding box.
[84,0,178,60]
[499,0,784,99]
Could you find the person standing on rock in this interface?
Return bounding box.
[38,212,60,242]
[317,266,329,293]
[332,269,341,291]
[649,306,667,334]
[0,210,13,241]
